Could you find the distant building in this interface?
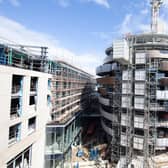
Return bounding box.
[0,43,94,168]
[45,60,94,168]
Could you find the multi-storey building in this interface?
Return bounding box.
[97,35,168,167]
[45,60,94,168]
[0,44,52,168]
[96,1,168,167]
[96,42,123,164]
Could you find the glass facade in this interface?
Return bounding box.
[7,146,32,168]
[45,115,81,168]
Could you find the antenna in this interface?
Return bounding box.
[151,0,163,33]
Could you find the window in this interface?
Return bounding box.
[9,123,21,144]
[135,83,145,95]
[29,96,36,105]
[134,97,144,109]
[10,98,21,119]
[122,70,132,80]
[47,95,51,106]
[122,96,131,108]
[122,83,131,94]
[28,117,36,134]
[7,146,32,168]
[30,77,38,92]
[135,70,146,81]
[135,53,146,64]
[48,79,51,90]
[12,75,23,94]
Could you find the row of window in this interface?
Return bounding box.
[7,146,32,168]
[9,117,36,145]
[10,75,51,120]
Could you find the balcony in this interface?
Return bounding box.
[96,64,112,76]
[101,119,113,137]
[159,61,168,71]
[98,87,107,96]
[103,55,113,64]
[159,77,168,86]
[98,96,110,106]
[97,76,116,85]
[100,107,113,122]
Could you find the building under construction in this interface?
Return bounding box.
[0,39,94,168]
[45,60,94,168]
[96,0,168,167]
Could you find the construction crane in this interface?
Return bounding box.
[151,0,163,33]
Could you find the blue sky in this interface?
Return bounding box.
[0,0,168,75]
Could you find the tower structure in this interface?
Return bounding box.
[151,0,163,33]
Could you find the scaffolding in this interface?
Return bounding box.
[110,63,122,164]
[0,43,48,72]
[119,33,168,168]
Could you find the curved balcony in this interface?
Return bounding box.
[105,46,113,56]
[159,61,168,71]
[96,64,112,76]
[100,107,118,122]
[97,76,116,85]
[98,87,107,96]
[100,107,112,121]
[147,50,168,59]
[103,55,113,64]
[98,96,110,106]
[159,77,168,86]
[96,63,120,76]
[101,119,113,136]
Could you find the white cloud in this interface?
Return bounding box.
[84,0,110,8]
[9,0,20,7]
[0,0,20,6]
[0,15,101,75]
[57,0,70,7]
